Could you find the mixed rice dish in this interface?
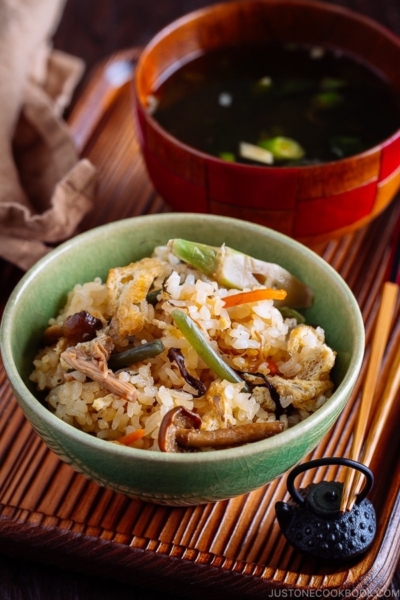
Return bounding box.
[30,239,336,452]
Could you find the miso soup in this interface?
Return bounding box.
[150,43,400,166]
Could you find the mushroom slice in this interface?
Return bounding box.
[43,311,103,345]
[158,406,202,453]
[167,347,207,397]
[158,406,284,452]
[241,371,280,403]
[176,421,284,449]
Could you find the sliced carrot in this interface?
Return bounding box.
[223,288,287,308]
[118,428,146,446]
[267,358,279,375]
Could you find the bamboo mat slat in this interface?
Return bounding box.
[0,49,399,599]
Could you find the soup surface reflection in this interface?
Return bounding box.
[151,43,400,166]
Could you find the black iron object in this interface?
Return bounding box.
[275,457,376,560]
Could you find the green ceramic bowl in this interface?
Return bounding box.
[0,214,364,505]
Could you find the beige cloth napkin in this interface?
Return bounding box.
[0,0,97,271]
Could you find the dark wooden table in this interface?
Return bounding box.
[1,1,400,598]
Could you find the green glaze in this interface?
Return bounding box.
[0,214,365,505]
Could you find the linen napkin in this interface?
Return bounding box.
[0,0,97,271]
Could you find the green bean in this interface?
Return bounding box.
[278,306,306,324]
[278,78,314,97]
[171,309,249,391]
[108,339,165,370]
[169,239,218,279]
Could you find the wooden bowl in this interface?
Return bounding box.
[133,0,400,244]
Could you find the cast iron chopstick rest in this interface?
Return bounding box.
[275,457,376,560]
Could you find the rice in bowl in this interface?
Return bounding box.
[29,241,336,452]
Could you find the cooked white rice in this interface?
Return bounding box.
[29,245,335,451]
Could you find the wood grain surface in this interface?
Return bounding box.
[1,1,400,599]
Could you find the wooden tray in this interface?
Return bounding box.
[1,50,399,598]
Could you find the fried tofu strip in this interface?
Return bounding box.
[106,257,164,344]
[287,325,336,380]
[268,375,333,411]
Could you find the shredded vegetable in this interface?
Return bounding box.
[118,429,146,446]
[223,288,287,307]
[266,358,279,375]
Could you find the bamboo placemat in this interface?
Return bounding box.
[0,49,399,598]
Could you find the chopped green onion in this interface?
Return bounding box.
[108,339,165,370]
[258,136,305,161]
[319,77,346,91]
[258,76,272,88]
[312,91,343,109]
[219,152,236,162]
[171,309,249,390]
[251,76,273,96]
[239,142,274,165]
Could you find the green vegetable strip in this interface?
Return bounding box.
[169,239,218,279]
[108,339,165,370]
[278,306,306,324]
[171,309,248,389]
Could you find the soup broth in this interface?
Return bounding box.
[151,43,400,166]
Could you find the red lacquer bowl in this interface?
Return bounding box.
[133,0,400,244]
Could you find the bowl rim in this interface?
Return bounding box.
[133,0,400,171]
[0,213,365,465]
